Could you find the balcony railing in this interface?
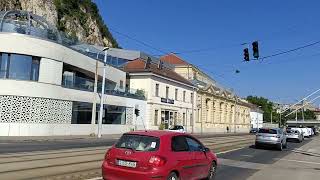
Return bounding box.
[62,76,146,100]
[62,76,94,92]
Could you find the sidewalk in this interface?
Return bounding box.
[0,132,250,142]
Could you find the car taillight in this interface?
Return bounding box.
[149,156,166,167]
[105,149,111,160]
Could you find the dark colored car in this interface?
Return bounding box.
[250,128,258,134]
[102,130,218,180]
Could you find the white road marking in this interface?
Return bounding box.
[216,147,245,155]
[278,158,320,165]
[86,178,102,180]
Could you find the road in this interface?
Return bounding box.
[215,136,320,180]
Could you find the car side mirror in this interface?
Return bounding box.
[199,146,210,152]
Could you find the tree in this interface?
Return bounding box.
[246,96,274,123]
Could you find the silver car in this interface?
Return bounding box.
[255,128,287,151]
[286,129,303,143]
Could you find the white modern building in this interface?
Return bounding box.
[0,11,146,136]
[250,106,263,129]
[123,58,197,132]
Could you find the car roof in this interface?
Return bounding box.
[125,130,185,138]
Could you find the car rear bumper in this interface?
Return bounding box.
[102,161,167,180]
[255,140,279,145]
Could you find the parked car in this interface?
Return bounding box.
[102,130,218,180]
[168,125,186,133]
[250,128,259,134]
[307,128,314,136]
[290,128,305,140]
[255,128,287,151]
[301,128,311,138]
[286,129,303,143]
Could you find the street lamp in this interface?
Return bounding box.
[97,47,110,138]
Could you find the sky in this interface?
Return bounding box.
[95,0,320,106]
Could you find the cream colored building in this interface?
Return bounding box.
[161,54,251,133]
[123,58,197,132]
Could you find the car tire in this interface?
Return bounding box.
[206,161,217,180]
[277,143,283,151]
[167,172,179,180]
[255,143,260,149]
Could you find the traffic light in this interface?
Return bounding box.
[252,41,259,59]
[243,48,249,61]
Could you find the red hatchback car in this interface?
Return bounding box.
[102,130,218,180]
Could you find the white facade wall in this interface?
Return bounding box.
[250,111,263,129]
[129,73,196,132]
[0,33,146,136]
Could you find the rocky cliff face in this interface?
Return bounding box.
[0,0,118,47]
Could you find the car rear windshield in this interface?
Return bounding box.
[258,129,277,134]
[115,134,160,152]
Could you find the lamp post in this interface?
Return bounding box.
[98,47,109,138]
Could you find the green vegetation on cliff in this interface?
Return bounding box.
[54,0,119,48]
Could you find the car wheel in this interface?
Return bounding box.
[206,161,217,180]
[283,141,287,148]
[278,143,283,151]
[167,172,179,180]
[255,143,260,149]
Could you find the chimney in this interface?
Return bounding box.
[145,57,152,69]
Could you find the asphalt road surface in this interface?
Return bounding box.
[215,136,319,180]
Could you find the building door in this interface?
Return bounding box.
[161,111,170,129]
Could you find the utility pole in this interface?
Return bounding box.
[98,47,109,138]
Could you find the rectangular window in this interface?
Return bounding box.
[0,53,9,78]
[72,102,93,124]
[0,53,40,81]
[120,80,124,89]
[96,104,126,124]
[191,92,194,103]
[9,54,32,80]
[166,86,169,99]
[175,88,178,100]
[171,136,189,152]
[31,58,40,81]
[155,83,159,97]
[183,113,186,125]
[154,110,159,125]
[183,91,186,102]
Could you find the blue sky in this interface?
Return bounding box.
[95,0,320,105]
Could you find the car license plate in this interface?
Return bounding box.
[117,160,137,168]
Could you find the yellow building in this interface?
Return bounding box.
[161,54,251,133]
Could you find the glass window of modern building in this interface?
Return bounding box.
[96,104,126,124]
[0,52,40,81]
[62,63,95,92]
[72,102,93,124]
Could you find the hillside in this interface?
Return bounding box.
[0,0,119,48]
